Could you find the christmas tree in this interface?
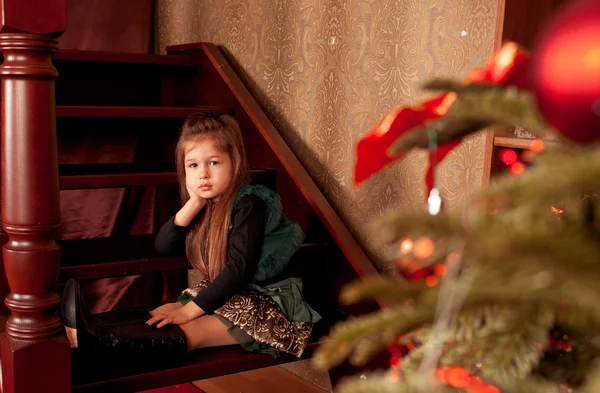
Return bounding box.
[313,1,600,392]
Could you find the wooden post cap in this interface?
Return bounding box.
[0,0,66,35]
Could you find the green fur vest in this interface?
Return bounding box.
[233,185,305,283]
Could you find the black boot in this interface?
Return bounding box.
[61,278,188,361]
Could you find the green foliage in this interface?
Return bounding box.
[387,80,553,158]
[313,80,600,392]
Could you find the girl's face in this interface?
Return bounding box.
[184,138,233,201]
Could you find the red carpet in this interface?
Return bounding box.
[139,383,204,393]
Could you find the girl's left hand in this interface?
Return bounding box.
[147,302,204,328]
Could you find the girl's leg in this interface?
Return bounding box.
[179,315,238,351]
[149,302,183,317]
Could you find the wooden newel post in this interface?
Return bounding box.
[0,1,70,393]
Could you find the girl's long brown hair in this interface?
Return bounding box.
[175,113,250,281]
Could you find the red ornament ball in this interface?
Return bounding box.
[530,0,600,142]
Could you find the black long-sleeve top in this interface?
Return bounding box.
[154,195,266,313]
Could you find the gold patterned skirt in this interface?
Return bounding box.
[178,277,321,357]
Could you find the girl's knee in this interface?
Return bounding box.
[179,316,236,351]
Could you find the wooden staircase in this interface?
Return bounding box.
[0,35,381,393]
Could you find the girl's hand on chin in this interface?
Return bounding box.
[186,184,204,202]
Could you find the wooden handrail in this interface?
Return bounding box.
[53,49,198,66]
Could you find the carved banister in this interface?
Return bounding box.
[0,1,70,392]
[1,34,63,340]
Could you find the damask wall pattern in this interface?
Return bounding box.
[155,0,497,271]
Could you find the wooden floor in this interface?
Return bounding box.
[192,366,330,393]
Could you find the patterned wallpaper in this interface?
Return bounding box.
[156,0,497,271]
[156,0,498,389]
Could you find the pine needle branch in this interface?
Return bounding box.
[350,328,398,366]
[387,80,552,157]
[468,256,600,324]
[482,147,600,209]
[500,361,600,393]
[469,223,600,270]
[386,118,491,157]
[577,361,600,393]
[395,304,552,382]
[554,307,600,340]
[313,307,435,370]
[536,336,600,387]
[476,305,553,382]
[499,377,566,393]
[340,277,425,306]
[377,211,466,244]
[423,79,549,131]
[340,255,600,331]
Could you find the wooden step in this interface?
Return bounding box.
[59,165,275,190]
[59,235,318,266]
[192,364,332,393]
[60,172,177,189]
[53,50,198,67]
[0,315,325,393]
[56,106,233,119]
[60,234,166,266]
[71,334,323,393]
[58,234,318,281]
[68,269,336,393]
[59,256,189,281]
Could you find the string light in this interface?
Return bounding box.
[521,149,536,162]
[434,263,446,276]
[400,238,414,254]
[498,142,544,177]
[510,161,525,175]
[425,276,439,287]
[414,237,434,259]
[500,149,518,165]
[447,252,461,264]
[530,138,545,153]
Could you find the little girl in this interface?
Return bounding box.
[146,112,320,357]
[62,113,320,359]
